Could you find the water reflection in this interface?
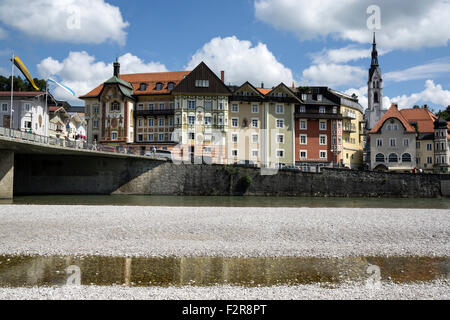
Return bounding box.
[5,195,450,209]
[0,255,448,288]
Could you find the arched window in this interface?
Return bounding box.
[168,82,175,90]
[374,92,379,103]
[375,153,385,163]
[139,83,147,91]
[402,153,412,163]
[389,153,398,163]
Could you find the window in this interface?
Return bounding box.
[387,124,391,131]
[252,134,258,144]
[169,117,174,126]
[156,83,163,91]
[300,120,307,130]
[218,116,223,125]
[376,138,383,147]
[195,80,209,88]
[232,118,239,127]
[375,153,385,163]
[232,133,238,143]
[319,134,327,145]
[24,121,32,129]
[149,103,154,111]
[137,104,144,111]
[111,102,120,111]
[374,92,379,103]
[111,132,118,140]
[176,116,180,125]
[139,83,147,91]
[159,103,165,110]
[219,103,224,110]
[204,101,212,111]
[299,106,306,113]
[276,119,284,128]
[300,150,307,159]
[320,151,327,159]
[276,150,284,158]
[252,105,259,113]
[231,104,239,112]
[319,106,325,114]
[427,143,432,151]
[205,116,212,125]
[319,121,326,131]
[169,103,174,110]
[301,94,307,101]
[277,134,284,144]
[189,132,195,140]
[25,104,30,112]
[158,118,165,127]
[393,124,399,131]
[93,120,99,129]
[402,153,412,163]
[403,139,409,147]
[158,133,164,141]
[333,107,337,114]
[148,118,154,127]
[167,82,174,90]
[138,134,143,142]
[276,105,284,114]
[188,116,195,125]
[300,134,307,145]
[251,119,258,128]
[427,157,433,164]
[138,119,143,127]
[390,138,396,147]
[148,134,154,141]
[389,153,398,163]
[232,149,238,157]
[252,150,258,157]
[188,101,195,110]
[1,103,7,111]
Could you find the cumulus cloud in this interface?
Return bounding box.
[186,36,294,88]
[385,58,450,82]
[37,51,167,104]
[255,0,450,50]
[344,80,450,111]
[0,0,128,45]
[302,63,366,87]
[311,46,390,64]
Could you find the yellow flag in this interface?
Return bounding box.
[11,56,39,91]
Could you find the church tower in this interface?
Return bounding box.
[365,32,385,130]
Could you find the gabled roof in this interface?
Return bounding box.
[399,107,437,133]
[232,81,265,97]
[266,83,303,102]
[79,71,190,99]
[370,104,416,134]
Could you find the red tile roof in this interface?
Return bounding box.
[79,71,191,99]
[399,107,437,133]
[370,104,416,134]
[0,91,44,97]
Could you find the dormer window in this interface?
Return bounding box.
[156,82,163,91]
[317,94,322,101]
[195,80,209,88]
[139,83,147,91]
[168,82,175,90]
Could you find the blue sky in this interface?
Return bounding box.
[0,0,449,111]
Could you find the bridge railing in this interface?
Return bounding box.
[0,126,136,156]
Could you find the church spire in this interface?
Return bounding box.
[371,32,379,67]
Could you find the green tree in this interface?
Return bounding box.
[0,75,47,92]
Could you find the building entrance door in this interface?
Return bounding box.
[3,115,10,128]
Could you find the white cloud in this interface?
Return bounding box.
[311,46,390,64]
[255,0,450,50]
[37,51,167,104]
[0,26,7,39]
[0,0,128,45]
[186,36,294,87]
[385,58,450,82]
[302,63,366,87]
[344,80,450,111]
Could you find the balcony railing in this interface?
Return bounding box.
[342,112,356,119]
[135,109,175,117]
[343,125,356,133]
[295,112,343,120]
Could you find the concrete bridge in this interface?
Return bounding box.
[0,128,164,199]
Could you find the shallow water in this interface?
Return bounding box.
[4,195,450,209]
[0,255,448,288]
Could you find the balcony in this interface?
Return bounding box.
[135,109,174,117]
[342,112,356,119]
[295,112,343,120]
[343,125,356,133]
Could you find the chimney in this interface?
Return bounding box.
[113,58,120,78]
[221,71,225,83]
[424,104,428,110]
[261,82,264,89]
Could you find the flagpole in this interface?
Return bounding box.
[10,52,14,129]
[45,79,48,137]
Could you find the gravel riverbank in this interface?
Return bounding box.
[0,205,448,258]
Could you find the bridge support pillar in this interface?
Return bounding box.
[0,151,14,199]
